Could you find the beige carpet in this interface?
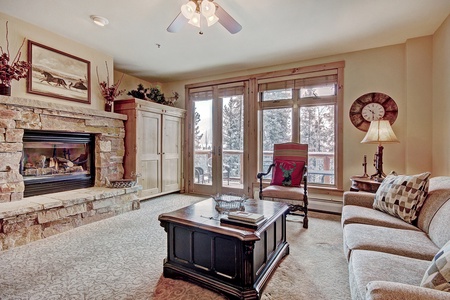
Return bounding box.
[0,193,350,300]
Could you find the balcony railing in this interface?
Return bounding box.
[193,149,334,186]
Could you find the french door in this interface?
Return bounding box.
[187,82,248,196]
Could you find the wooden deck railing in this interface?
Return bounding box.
[194,149,335,185]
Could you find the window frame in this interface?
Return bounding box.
[184,61,344,197]
[256,64,344,190]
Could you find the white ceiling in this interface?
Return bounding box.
[1,0,449,83]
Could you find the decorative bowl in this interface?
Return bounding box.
[212,194,247,213]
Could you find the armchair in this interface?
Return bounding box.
[257,142,309,228]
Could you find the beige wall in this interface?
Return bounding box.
[433,14,450,176]
[0,13,154,111]
[166,39,438,190]
[405,36,433,174]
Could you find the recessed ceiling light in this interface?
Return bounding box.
[90,15,109,27]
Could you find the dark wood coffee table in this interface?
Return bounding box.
[158,198,289,300]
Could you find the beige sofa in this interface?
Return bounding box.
[341,176,450,300]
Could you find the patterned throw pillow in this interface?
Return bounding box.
[373,172,431,223]
[421,239,450,292]
[270,160,305,187]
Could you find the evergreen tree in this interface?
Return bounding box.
[194,110,203,149]
[222,96,244,177]
[262,108,291,151]
[222,97,243,150]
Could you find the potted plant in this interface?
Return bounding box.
[96,61,125,112]
[146,86,166,104]
[127,83,147,100]
[0,21,31,96]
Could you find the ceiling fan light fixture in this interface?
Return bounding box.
[181,1,196,19]
[167,0,241,34]
[201,1,216,17]
[206,14,219,26]
[188,12,201,28]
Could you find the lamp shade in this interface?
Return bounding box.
[361,120,399,144]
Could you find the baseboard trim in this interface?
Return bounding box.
[308,197,342,214]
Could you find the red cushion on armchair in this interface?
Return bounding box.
[270,159,305,187]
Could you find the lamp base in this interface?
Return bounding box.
[370,172,385,182]
[371,144,385,182]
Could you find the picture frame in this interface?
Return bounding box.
[27,41,91,104]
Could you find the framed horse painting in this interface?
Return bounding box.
[27,41,91,104]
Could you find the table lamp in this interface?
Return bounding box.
[361,120,399,181]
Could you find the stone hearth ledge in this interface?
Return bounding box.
[0,186,141,251]
[0,96,128,120]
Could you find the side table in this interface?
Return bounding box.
[350,176,382,193]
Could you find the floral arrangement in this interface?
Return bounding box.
[0,21,31,86]
[96,61,125,104]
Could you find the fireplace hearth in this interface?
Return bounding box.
[21,130,95,197]
[0,96,141,251]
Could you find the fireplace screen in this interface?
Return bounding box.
[21,130,95,197]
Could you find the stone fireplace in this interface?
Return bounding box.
[0,96,140,250]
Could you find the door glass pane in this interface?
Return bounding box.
[193,100,213,185]
[300,105,335,185]
[261,108,292,177]
[222,95,244,189]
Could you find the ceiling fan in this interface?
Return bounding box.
[167,0,242,34]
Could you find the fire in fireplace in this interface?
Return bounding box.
[21,130,95,197]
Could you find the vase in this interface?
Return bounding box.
[0,84,11,96]
[105,101,113,112]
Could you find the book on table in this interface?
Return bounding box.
[227,211,265,223]
[220,215,267,229]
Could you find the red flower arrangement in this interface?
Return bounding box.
[0,21,31,87]
[96,61,125,106]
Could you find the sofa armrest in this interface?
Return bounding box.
[366,281,450,300]
[343,191,375,208]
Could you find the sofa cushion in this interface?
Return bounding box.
[421,240,450,292]
[343,191,375,208]
[417,177,450,234]
[373,172,431,223]
[349,250,431,300]
[341,205,421,231]
[343,223,439,261]
[365,281,450,300]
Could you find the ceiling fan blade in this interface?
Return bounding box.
[215,4,242,34]
[167,12,189,33]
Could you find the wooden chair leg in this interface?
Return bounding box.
[303,195,308,228]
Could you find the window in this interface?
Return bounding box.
[258,70,341,187]
[185,61,344,197]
